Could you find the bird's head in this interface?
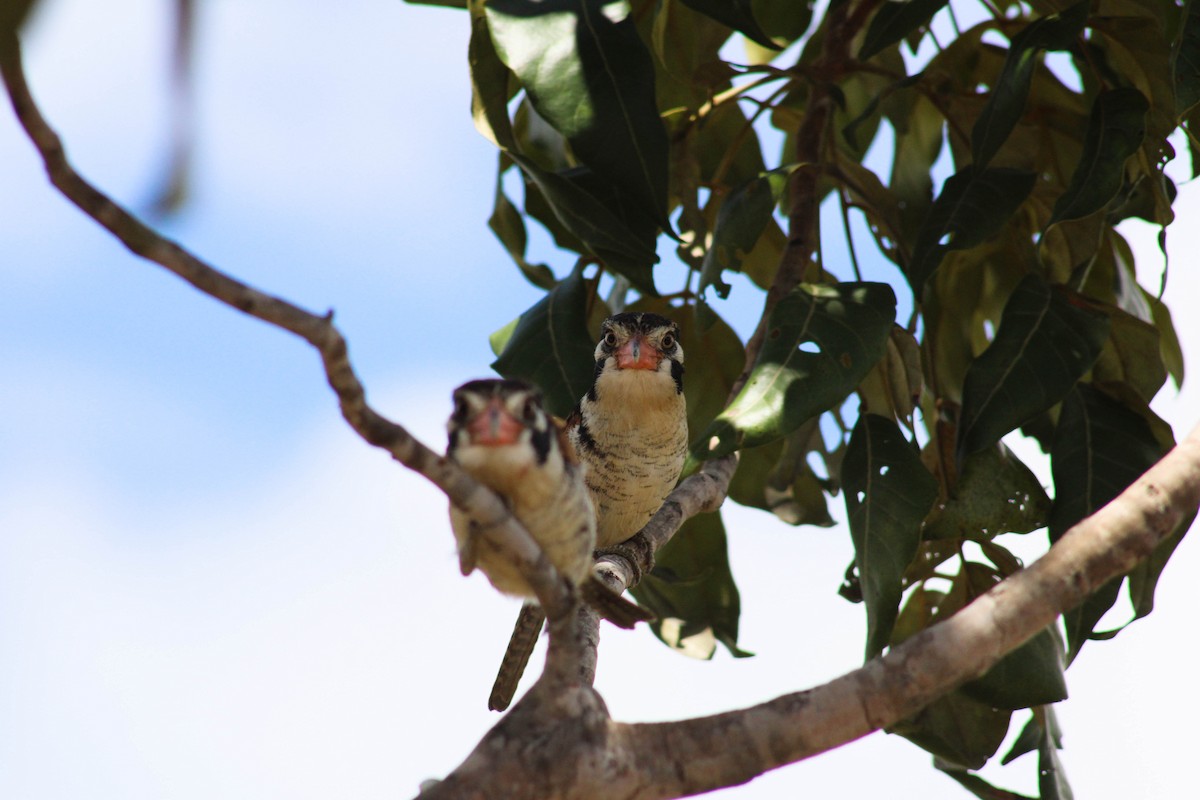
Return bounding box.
[447,379,555,464]
[592,312,684,397]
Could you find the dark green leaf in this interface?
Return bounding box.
[908,166,1037,293]
[699,165,796,300]
[936,763,1036,800]
[1038,726,1074,800]
[923,443,1051,540]
[490,265,598,417]
[404,0,467,7]
[510,153,660,294]
[468,0,518,149]
[1173,0,1200,115]
[679,0,777,50]
[971,1,1088,168]
[892,690,1012,771]
[488,158,557,289]
[1047,88,1148,227]
[1050,384,1168,660]
[1127,509,1194,619]
[842,414,938,661]
[0,0,40,57]
[695,282,896,459]
[630,511,751,659]
[750,0,812,48]
[486,0,671,232]
[1091,304,1167,403]
[1002,712,1042,766]
[957,275,1110,463]
[859,0,948,61]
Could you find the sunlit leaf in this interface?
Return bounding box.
[679,0,777,49]
[971,0,1088,168]
[908,166,1037,293]
[843,414,938,661]
[486,0,671,232]
[630,511,751,659]
[859,0,948,61]
[957,275,1110,463]
[694,282,896,459]
[491,265,598,417]
[1047,87,1148,227]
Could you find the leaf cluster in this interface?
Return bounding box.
[413,0,1196,795]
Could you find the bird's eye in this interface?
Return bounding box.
[603,330,617,347]
[521,396,540,421]
[661,333,675,350]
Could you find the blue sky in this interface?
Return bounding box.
[2,1,1198,798]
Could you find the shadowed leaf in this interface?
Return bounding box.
[491,266,598,417]
[486,0,671,232]
[1091,303,1167,403]
[680,0,777,49]
[695,282,896,459]
[859,0,947,61]
[843,414,938,661]
[1050,383,1168,661]
[488,158,557,289]
[1173,0,1200,115]
[923,443,1051,540]
[908,166,1036,293]
[971,0,1088,168]
[631,511,751,659]
[957,275,1109,463]
[1047,87,1148,227]
[699,165,797,300]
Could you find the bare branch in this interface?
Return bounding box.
[0,35,578,623]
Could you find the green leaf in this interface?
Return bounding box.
[1038,726,1074,800]
[695,282,896,459]
[957,275,1110,463]
[970,1,1088,168]
[1127,509,1193,619]
[468,0,518,149]
[1050,383,1168,660]
[0,0,40,56]
[960,564,1067,709]
[486,0,671,232]
[936,763,1037,800]
[842,414,938,661]
[1091,303,1167,403]
[923,443,1051,540]
[858,0,948,62]
[1047,88,1149,228]
[908,166,1037,293]
[892,690,1012,771]
[699,165,796,300]
[490,265,598,417]
[630,511,751,659]
[487,158,557,290]
[510,153,660,294]
[1173,0,1200,115]
[679,0,777,50]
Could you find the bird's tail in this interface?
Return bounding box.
[582,576,655,629]
[488,603,545,712]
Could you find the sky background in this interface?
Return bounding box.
[1,1,1197,798]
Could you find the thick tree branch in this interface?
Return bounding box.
[421,422,1198,799]
[0,35,579,624]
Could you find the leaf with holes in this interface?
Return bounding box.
[1050,384,1169,661]
[907,166,1036,293]
[957,275,1110,463]
[486,0,671,232]
[491,265,598,418]
[843,414,938,661]
[1047,87,1148,227]
[971,0,1088,168]
[694,282,896,459]
[630,511,751,659]
[923,442,1051,541]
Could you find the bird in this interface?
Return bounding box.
[488,312,689,711]
[445,379,650,647]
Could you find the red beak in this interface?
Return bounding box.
[466,399,523,445]
[615,335,660,371]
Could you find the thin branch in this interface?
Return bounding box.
[0,35,578,624]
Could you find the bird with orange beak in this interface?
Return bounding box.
[487,313,688,711]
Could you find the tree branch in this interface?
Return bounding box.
[420,421,1199,799]
[0,34,578,624]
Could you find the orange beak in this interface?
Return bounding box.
[466,398,523,446]
[615,335,660,371]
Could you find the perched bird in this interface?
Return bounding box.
[488,312,689,711]
[446,379,649,643]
